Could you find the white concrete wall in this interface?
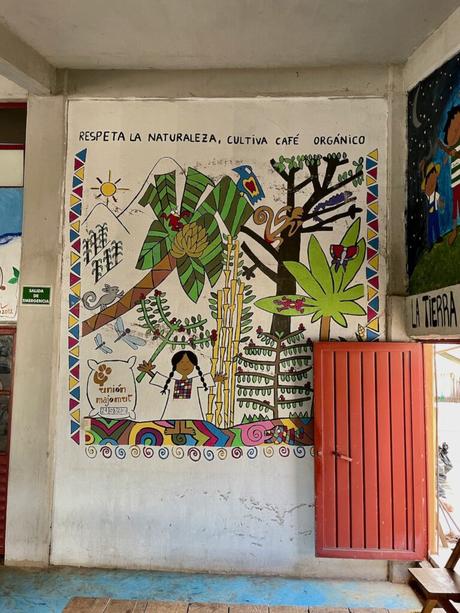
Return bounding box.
[5,96,65,565]
[0,75,27,100]
[5,64,397,578]
[404,7,460,92]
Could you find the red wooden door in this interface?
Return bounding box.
[314,342,427,560]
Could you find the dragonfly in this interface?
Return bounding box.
[114,317,146,350]
[94,333,112,354]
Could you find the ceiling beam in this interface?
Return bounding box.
[0,21,55,94]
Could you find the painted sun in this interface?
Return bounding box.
[91,170,129,205]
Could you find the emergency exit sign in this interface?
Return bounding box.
[21,286,52,306]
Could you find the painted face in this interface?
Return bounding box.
[446,111,460,147]
[424,171,438,196]
[175,355,195,378]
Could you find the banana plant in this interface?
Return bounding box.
[82,167,253,336]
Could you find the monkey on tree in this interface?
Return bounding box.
[240,152,364,336]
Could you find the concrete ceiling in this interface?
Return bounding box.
[0,0,459,71]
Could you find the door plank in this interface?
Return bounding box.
[411,346,428,559]
[390,350,407,551]
[349,351,365,549]
[376,351,393,550]
[362,351,379,549]
[335,351,351,549]
[404,351,415,552]
[321,349,337,550]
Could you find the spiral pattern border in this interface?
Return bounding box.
[158,447,169,459]
[85,445,97,459]
[83,445,310,460]
[115,446,127,459]
[130,446,141,458]
[187,448,201,462]
[203,448,214,461]
[101,445,113,459]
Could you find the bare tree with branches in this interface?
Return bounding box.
[240,153,364,335]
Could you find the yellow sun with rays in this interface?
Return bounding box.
[91,170,129,206]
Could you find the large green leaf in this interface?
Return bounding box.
[308,235,334,295]
[154,172,177,216]
[341,218,361,247]
[199,216,224,286]
[138,175,176,219]
[176,255,205,303]
[341,284,364,301]
[180,168,214,216]
[283,261,325,300]
[136,220,172,270]
[331,219,363,292]
[332,312,347,327]
[199,176,253,237]
[342,237,366,289]
[255,295,318,317]
[337,301,366,316]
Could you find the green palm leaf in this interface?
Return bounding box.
[337,301,366,316]
[177,256,205,303]
[332,312,347,327]
[341,284,364,301]
[331,219,363,292]
[136,220,172,270]
[181,168,214,215]
[283,261,325,300]
[342,237,366,289]
[200,176,253,236]
[154,172,177,216]
[308,235,333,294]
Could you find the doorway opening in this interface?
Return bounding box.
[432,344,460,563]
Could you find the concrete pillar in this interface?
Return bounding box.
[5,95,65,565]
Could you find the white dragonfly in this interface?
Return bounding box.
[114,317,146,350]
[94,333,112,354]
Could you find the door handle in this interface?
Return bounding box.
[332,450,352,462]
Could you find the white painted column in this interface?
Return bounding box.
[5,95,65,565]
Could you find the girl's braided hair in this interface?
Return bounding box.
[161,350,208,394]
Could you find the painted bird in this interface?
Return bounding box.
[232,165,265,205]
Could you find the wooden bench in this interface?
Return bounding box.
[409,539,460,613]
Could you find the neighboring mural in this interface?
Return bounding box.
[0,187,22,320]
[407,52,460,294]
[63,99,387,458]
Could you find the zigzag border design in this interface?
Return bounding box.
[365,149,380,342]
[68,149,87,444]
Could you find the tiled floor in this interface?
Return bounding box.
[0,567,421,613]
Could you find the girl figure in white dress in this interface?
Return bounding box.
[138,351,225,434]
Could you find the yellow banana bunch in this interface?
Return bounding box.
[170,222,208,259]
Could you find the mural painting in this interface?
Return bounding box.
[0,187,22,320]
[407,52,460,294]
[63,99,386,459]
